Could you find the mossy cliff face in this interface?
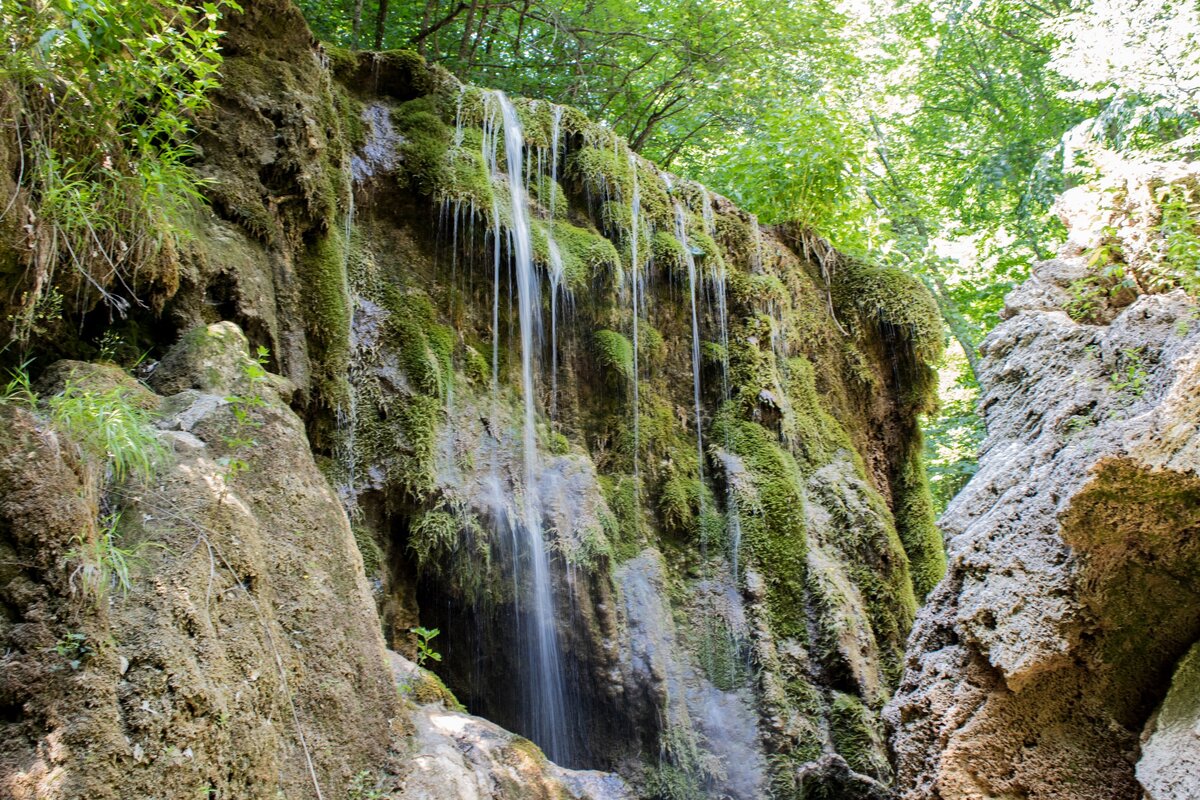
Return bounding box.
[0,2,943,797]
[287,39,941,800]
[887,163,1200,800]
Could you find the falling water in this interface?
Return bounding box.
[490,91,572,764]
[674,199,706,498]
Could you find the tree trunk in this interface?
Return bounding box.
[351,0,364,50]
[458,0,481,62]
[374,0,391,50]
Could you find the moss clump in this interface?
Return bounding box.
[652,230,688,272]
[408,505,496,602]
[599,474,642,561]
[384,288,454,399]
[713,410,809,640]
[301,229,352,412]
[464,344,490,385]
[593,329,634,383]
[659,470,701,538]
[404,664,466,711]
[531,219,620,292]
[784,355,855,471]
[392,395,443,499]
[828,692,891,780]
[569,142,634,201]
[895,436,946,599]
[392,98,452,196]
[835,259,945,365]
[352,525,385,576]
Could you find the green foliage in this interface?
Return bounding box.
[221,345,271,482]
[1151,184,1200,295]
[67,511,158,601]
[0,362,37,408]
[1110,347,1149,398]
[51,632,93,672]
[346,771,388,800]
[3,0,239,334]
[409,625,442,667]
[593,330,635,383]
[48,384,165,482]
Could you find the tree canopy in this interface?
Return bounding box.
[297,0,1200,510]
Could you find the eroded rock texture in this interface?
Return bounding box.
[887,167,1200,799]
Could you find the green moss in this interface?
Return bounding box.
[301,228,352,412]
[393,394,443,499]
[659,470,700,538]
[593,329,634,383]
[895,435,946,599]
[713,410,809,640]
[530,218,620,293]
[384,287,454,399]
[352,524,384,576]
[569,142,633,202]
[405,665,466,711]
[600,474,642,561]
[464,344,490,385]
[828,692,891,780]
[652,230,687,272]
[783,355,855,471]
[835,259,944,365]
[392,98,451,190]
[408,505,496,602]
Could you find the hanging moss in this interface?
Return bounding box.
[895,435,946,599]
[828,692,892,781]
[408,505,495,603]
[713,410,809,640]
[784,355,855,471]
[383,287,454,400]
[569,143,633,200]
[835,259,944,365]
[652,230,688,272]
[300,228,352,412]
[352,524,385,576]
[599,473,642,561]
[593,330,634,383]
[392,98,452,196]
[531,219,621,292]
[393,394,443,499]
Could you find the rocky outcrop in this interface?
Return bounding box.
[887,164,1200,799]
[0,323,401,799]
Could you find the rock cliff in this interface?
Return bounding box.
[888,159,1200,800]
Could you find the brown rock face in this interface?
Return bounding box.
[887,176,1200,799]
[0,324,400,800]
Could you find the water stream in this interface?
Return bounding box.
[490,90,572,764]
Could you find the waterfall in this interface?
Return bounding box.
[673,199,706,505]
[489,90,572,765]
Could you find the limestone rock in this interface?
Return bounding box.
[1137,642,1200,800]
[887,274,1200,798]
